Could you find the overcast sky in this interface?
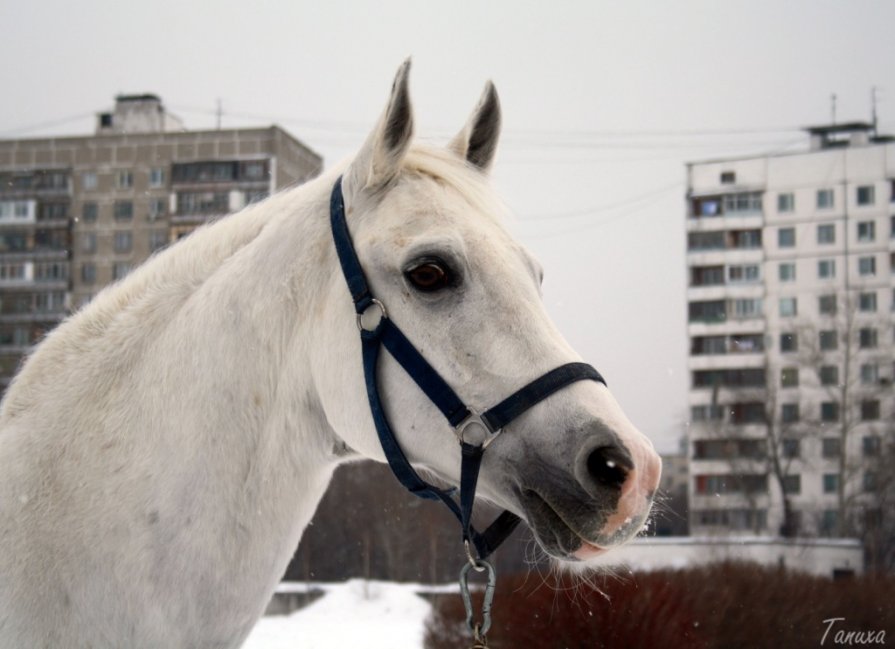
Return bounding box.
[2,1,893,452]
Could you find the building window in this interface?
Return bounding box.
[149,168,165,187]
[778,263,796,282]
[861,400,880,421]
[863,435,881,457]
[720,171,736,184]
[782,474,801,495]
[819,365,839,386]
[730,229,762,248]
[723,192,762,214]
[39,203,68,221]
[689,300,726,323]
[730,334,764,353]
[822,438,841,458]
[859,328,878,349]
[0,263,27,281]
[243,161,267,180]
[781,367,799,388]
[817,188,834,209]
[860,363,879,385]
[82,172,98,191]
[820,510,838,536]
[34,261,68,281]
[821,402,839,422]
[690,404,724,422]
[858,256,876,276]
[149,198,166,220]
[112,262,132,281]
[149,230,168,252]
[779,297,797,317]
[780,332,797,352]
[117,170,133,189]
[856,185,875,206]
[823,473,840,494]
[691,266,724,286]
[728,264,760,283]
[819,330,838,351]
[857,221,875,242]
[81,263,96,284]
[819,294,837,315]
[817,224,835,244]
[687,231,725,251]
[114,201,133,222]
[778,227,795,247]
[177,191,229,215]
[733,298,762,319]
[777,192,794,213]
[782,439,800,459]
[781,404,800,424]
[34,292,65,312]
[858,292,877,312]
[113,231,132,254]
[82,202,98,223]
[818,259,836,279]
[81,232,97,254]
[864,472,878,493]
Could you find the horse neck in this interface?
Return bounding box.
[165,174,345,506]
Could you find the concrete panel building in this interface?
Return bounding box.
[685,122,894,540]
[0,94,322,394]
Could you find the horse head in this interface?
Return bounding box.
[313,60,661,562]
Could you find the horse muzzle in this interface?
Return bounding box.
[512,425,662,561]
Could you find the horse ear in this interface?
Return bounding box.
[344,59,414,200]
[448,81,501,172]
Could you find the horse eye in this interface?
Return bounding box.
[406,261,452,292]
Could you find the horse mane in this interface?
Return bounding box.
[0,182,321,420]
[0,145,503,420]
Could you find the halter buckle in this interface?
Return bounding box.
[356,299,387,332]
[456,409,501,449]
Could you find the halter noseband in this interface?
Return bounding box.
[329,176,605,560]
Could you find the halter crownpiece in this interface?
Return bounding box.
[329,176,606,560]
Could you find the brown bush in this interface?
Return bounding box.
[425,562,895,649]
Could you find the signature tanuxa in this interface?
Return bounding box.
[821,618,887,646]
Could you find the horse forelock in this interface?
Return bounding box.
[397,144,509,225]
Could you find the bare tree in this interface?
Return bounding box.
[699,349,804,537]
[795,292,893,540]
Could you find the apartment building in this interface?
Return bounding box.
[686,122,894,538]
[0,94,322,394]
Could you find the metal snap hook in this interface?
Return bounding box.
[459,558,497,638]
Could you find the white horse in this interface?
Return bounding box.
[0,61,661,648]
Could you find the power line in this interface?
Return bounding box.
[516,181,683,221]
[0,112,96,137]
[514,182,681,241]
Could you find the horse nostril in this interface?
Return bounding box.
[586,446,632,490]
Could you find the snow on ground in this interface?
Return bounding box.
[242,580,438,649]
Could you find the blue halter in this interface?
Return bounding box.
[329,177,605,560]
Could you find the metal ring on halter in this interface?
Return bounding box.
[356,299,387,332]
[455,409,502,449]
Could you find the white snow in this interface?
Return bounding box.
[242,580,439,649]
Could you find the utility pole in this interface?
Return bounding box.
[870,86,879,136]
[831,93,837,125]
[216,98,222,130]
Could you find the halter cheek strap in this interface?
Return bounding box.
[330,177,605,560]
